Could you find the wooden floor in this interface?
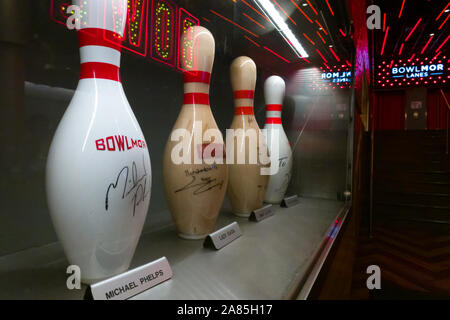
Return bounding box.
[351,219,450,299]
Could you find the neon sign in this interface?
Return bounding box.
[392,64,444,79]
[321,71,352,83]
[127,0,148,49]
[50,0,199,71]
[307,65,352,90]
[177,8,199,73]
[151,0,176,66]
[376,57,450,89]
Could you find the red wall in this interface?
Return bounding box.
[428,89,450,130]
[375,89,449,130]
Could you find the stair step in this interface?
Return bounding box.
[374,203,450,222]
[374,182,450,195]
[374,192,450,207]
[374,162,448,172]
[374,172,450,184]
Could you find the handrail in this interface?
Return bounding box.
[440,90,449,155]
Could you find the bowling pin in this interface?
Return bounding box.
[227,56,270,217]
[263,76,293,204]
[162,26,228,239]
[46,0,151,284]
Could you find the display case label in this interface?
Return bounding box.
[249,204,274,222]
[204,222,242,250]
[89,257,172,300]
[281,195,300,208]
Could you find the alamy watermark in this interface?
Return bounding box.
[169,122,282,176]
[66,265,81,290]
[366,265,381,290]
[66,5,81,30]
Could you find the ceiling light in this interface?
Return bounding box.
[302,2,308,6]
[445,9,450,13]
[254,0,309,58]
[430,33,435,36]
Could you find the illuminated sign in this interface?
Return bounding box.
[307,65,352,90]
[321,71,352,83]
[126,0,149,56]
[376,57,450,89]
[50,0,199,72]
[392,64,444,78]
[177,8,199,72]
[151,0,177,66]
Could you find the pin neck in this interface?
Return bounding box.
[265,104,282,124]
[183,71,211,85]
[233,90,254,116]
[78,28,123,82]
[183,71,211,106]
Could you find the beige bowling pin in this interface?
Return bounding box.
[227,56,270,217]
[163,26,228,239]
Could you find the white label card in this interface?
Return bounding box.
[249,204,274,222]
[282,195,300,208]
[90,257,172,300]
[204,222,242,250]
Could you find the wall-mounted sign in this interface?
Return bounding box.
[376,57,450,89]
[321,71,352,83]
[307,65,353,91]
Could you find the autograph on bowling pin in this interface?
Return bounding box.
[105,155,150,216]
[174,175,224,195]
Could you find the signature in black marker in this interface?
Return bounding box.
[105,155,150,216]
[175,175,224,195]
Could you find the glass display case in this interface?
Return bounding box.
[0,0,356,299]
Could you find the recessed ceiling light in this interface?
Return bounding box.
[329,45,333,48]
[445,9,450,13]
[302,2,308,6]
[430,33,435,36]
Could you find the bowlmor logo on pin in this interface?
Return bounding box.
[95,135,147,151]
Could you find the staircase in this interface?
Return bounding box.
[374,130,450,224]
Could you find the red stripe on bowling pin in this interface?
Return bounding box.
[266,118,282,124]
[265,104,282,124]
[234,90,255,115]
[183,71,211,84]
[78,28,123,82]
[234,106,254,115]
[78,28,123,51]
[183,71,211,106]
[183,93,210,105]
[234,90,255,99]
[80,62,121,82]
[266,104,282,111]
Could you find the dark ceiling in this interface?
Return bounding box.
[183,0,354,70]
[372,0,449,63]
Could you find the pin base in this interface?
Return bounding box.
[178,233,207,240]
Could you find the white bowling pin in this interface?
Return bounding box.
[227,56,269,217]
[162,26,228,239]
[263,76,293,204]
[46,0,151,284]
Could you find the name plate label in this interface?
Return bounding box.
[204,222,242,250]
[249,204,274,222]
[281,195,300,208]
[90,257,172,300]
